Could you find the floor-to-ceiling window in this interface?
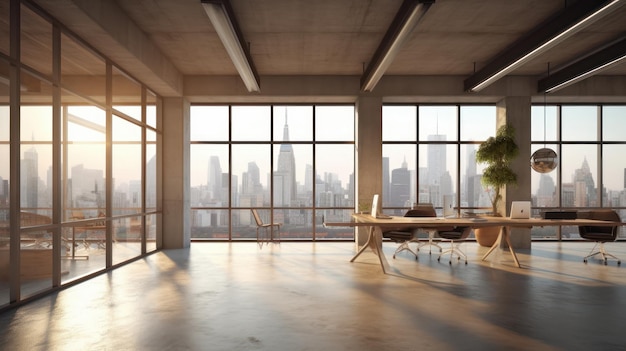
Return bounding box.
[531,104,626,240]
[381,104,497,218]
[0,0,161,309]
[190,104,355,240]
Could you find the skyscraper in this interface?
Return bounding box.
[390,157,410,207]
[208,156,222,201]
[274,115,296,206]
[20,147,39,209]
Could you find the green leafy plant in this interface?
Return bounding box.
[476,125,519,216]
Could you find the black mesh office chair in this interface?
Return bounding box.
[577,210,621,265]
[382,205,443,259]
[437,226,472,264]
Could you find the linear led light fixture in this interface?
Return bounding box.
[360,0,434,92]
[538,36,626,93]
[201,0,260,92]
[465,0,624,92]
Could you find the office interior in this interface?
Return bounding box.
[1,0,626,349]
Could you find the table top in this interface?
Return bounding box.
[323,213,621,228]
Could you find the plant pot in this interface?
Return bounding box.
[474,226,500,247]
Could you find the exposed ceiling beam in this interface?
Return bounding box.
[538,36,626,93]
[360,0,435,92]
[464,0,625,92]
[201,0,260,92]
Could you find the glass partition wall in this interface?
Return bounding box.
[0,1,161,308]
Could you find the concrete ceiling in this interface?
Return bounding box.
[24,0,626,98]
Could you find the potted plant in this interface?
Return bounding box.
[474,124,520,246]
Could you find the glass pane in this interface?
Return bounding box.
[67,105,106,142]
[193,209,230,239]
[460,105,496,141]
[233,208,264,240]
[112,145,142,214]
[190,105,229,141]
[419,105,457,141]
[602,105,626,141]
[21,105,52,141]
[112,67,142,119]
[531,105,557,142]
[383,144,416,209]
[190,144,229,207]
[112,215,141,265]
[61,33,106,105]
[112,114,141,142]
[531,144,558,208]
[273,105,312,141]
[233,144,270,207]
[562,105,598,141]
[274,208,312,240]
[273,144,311,207]
[232,105,270,141]
[315,144,353,208]
[317,209,354,239]
[561,144,598,207]
[0,0,8,56]
[315,105,354,141]
[0,103,7,140]
[602,145,626,207]
[0,59,8,106]
[419,144,457,208]
[21,5,52,76]
[146,213,157,252]
[382,105,416,141]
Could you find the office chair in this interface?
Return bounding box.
[577,210,621,265]
[437,226,472,264]
[251,209,281,248]
[382,204,443,259]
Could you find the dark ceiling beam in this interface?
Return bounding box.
[360,0,435,92]
[538,36,626,93]
[464,0,625,92]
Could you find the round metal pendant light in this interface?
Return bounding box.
[531,147,558,173]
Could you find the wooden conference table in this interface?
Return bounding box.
[324,213,616,273]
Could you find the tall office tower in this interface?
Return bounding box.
[348,172,355,206]
[0,176,6,206]
[427,134,446,187]
[274,117,297,206]
[536,174,556,207]
[208,156,222,201]
[20,147,39,209]
[390,158,410,207]
[464,145,477,207]
[562,183,575,207]
[573,157,597,206]
[305,164,313,193]
[623,168,626,189]
[382,157,390,206]
[241,161,261,196]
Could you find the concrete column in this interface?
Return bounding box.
[162,97,190,249]
[355,95,383,246]
[497,96,532,249]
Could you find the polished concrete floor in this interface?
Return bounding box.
[0,240,625,351]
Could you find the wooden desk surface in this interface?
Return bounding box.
[324,213,620,228]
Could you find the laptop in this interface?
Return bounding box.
[443,195,455,218]
[371,194,392,219]
[510,201,531,219]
